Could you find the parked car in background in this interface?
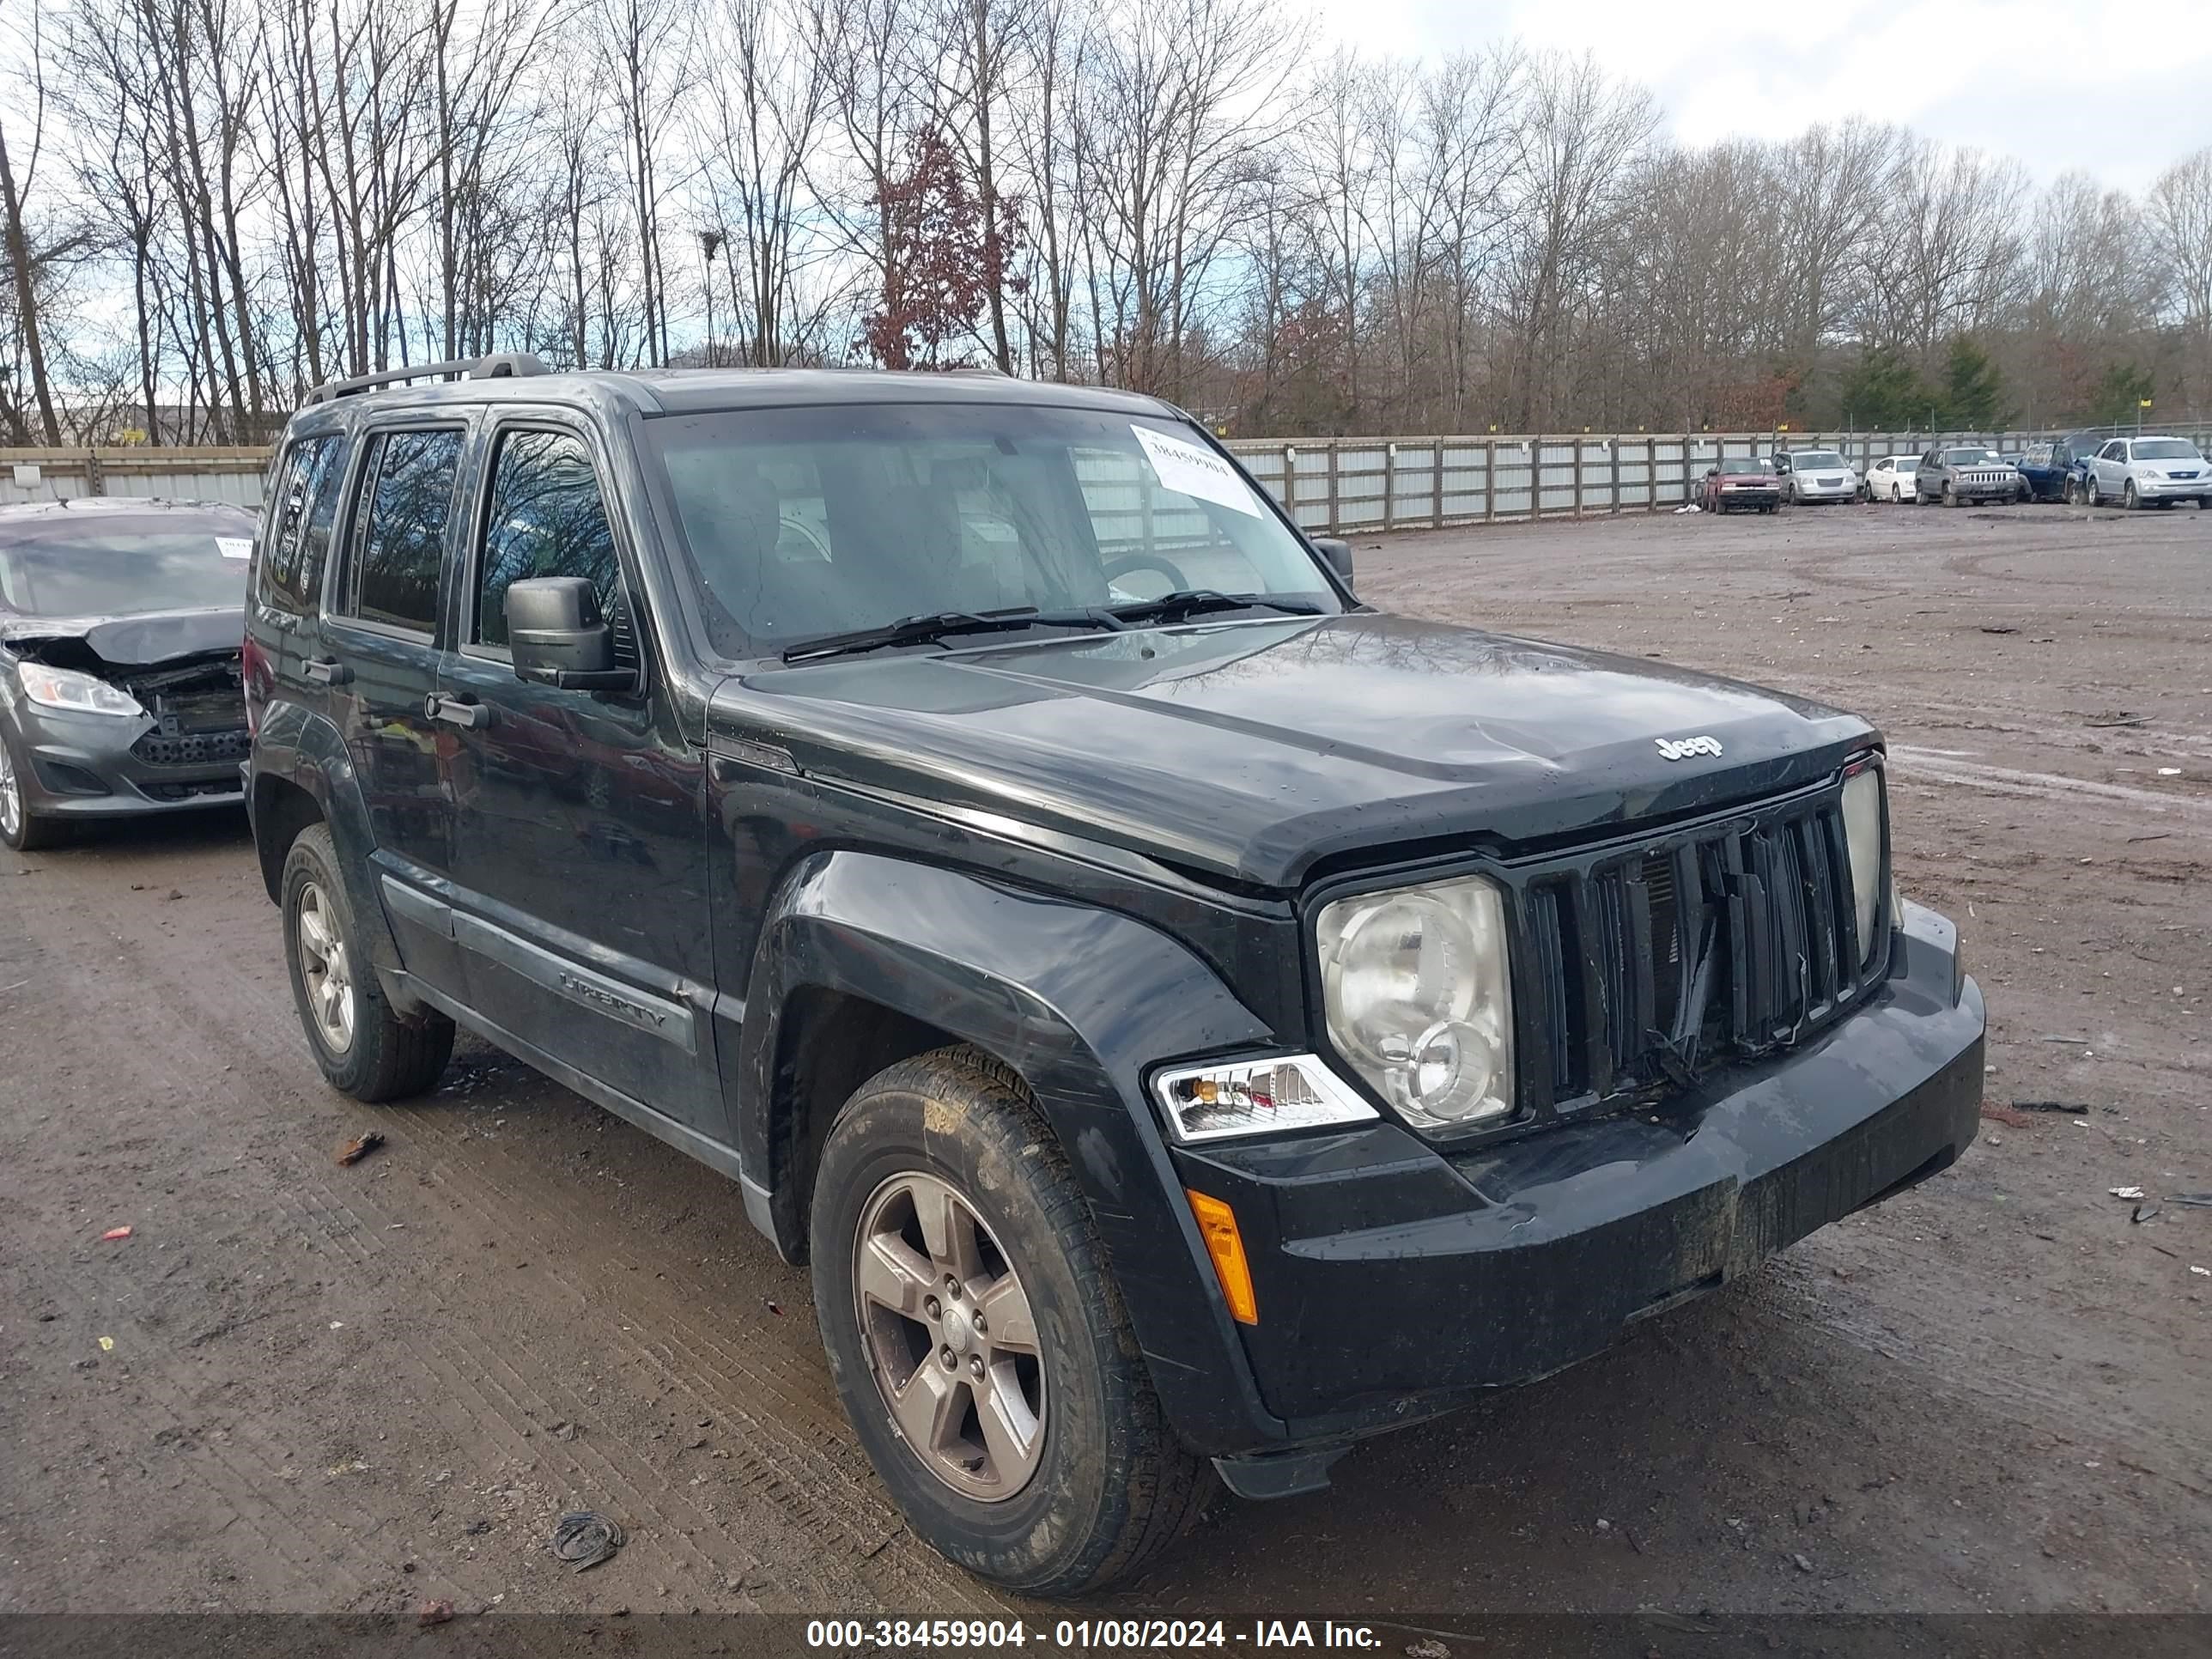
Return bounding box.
[2013,442,2071,503]
[1863,455,1922,503]
[2084,435,2212,509]
[1697,455,1782,514]
[0,498,255,851]
[1915,446,2020,507]
[1775,449,1860,505]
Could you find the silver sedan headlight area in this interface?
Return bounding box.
[1840,762,1887,963]
[1316,876,1515,1132]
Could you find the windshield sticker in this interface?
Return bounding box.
[216,537,253,561]
[1131,424,1262,518]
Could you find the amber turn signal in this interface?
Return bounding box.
[1185,1189,1258,1325]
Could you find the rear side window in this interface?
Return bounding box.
[260,435,347,616]
[473,429,621,647]
[346,429,463,635]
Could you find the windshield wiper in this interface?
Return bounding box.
[780,605,1121,664]
[1105,589,1324,627]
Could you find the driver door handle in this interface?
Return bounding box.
[424,693,493,730]
[302,656,350,685]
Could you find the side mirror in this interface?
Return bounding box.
[1313,536,1354,588]
[506,576,634,691]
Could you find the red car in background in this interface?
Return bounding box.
[1697,456,1783,514]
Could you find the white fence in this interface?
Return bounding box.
[9,427,2209,530]
[1,447,267,509]
[1222,428,2212,534]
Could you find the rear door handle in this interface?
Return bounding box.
[303,656,350,685]
[424,694,492,730]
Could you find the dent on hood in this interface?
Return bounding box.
[2,608,244,676]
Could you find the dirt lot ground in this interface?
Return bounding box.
[3,498,2208,1627]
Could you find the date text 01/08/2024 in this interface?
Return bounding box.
[803,1620,1384,1649]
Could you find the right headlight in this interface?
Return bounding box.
[1840,762,1887,964]
[18,662,144,719]
[1316,875,1515,1132]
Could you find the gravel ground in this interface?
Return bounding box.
[1,496,2207,1625]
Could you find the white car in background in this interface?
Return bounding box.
[2085,435,2212,509]
[1863,454,1921,503]
[1775,449,1860,504]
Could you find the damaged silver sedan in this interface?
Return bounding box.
[0,498,256,850]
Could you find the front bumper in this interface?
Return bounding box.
[1714,487,1779,509]
[1793,481,1856,501]
[2133,477,2212,501]
[1173,901,1981,1451]
[10,703,246,819]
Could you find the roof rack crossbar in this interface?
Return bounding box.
[303,351,550,406]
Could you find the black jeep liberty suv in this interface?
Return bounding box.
[244,356,1984,1595]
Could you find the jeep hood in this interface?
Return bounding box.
[708,612,1876,889]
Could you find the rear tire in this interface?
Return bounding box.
[811,1044,1212,1595]
[281,823,454,1101]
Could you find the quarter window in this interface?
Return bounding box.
[348,429,463,635]
[260,435,346,615]
[474,430,621,647]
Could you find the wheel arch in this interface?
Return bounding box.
[733,848,1288,1455]
[250,706,422,1015]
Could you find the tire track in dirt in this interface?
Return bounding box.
[0,836,1015,1617]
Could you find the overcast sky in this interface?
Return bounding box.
[1306,0,2212,193]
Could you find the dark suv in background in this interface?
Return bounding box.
[244,355,1984,1595]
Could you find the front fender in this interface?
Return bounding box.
[251,701,419,1015]
[738,848,1291,1455]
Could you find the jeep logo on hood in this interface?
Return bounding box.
[1656,735,1723,761]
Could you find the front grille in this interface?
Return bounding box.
[1522,787,1875,1109]
[131,728,251,768]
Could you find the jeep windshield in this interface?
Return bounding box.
[645,403,1342,659]
[1942,448,2000,465]
[0,518,250,618]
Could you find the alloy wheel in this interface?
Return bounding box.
[295,881,357,1054]
[852,1170,1046,1504]
[0,744,21,841]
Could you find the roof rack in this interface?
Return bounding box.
[302,351,550,406]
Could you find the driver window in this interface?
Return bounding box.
[474,429,622,649]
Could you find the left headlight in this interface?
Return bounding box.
[1316,874,1515,1132]
[17,662,143,719]
[1840,761,1887,963]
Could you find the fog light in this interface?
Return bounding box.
[1152,1054,1378,1144]
[1185,1190,1258,1325]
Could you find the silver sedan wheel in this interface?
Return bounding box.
[853,1170,1046,1504]
[0,744,20,841]
[295,881,357,1054]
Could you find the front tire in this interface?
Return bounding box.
[811,1045,1212,1595]
[0,727,67,852]
[2124,480,2140,510]
[2087,477,2103,507]
[281,824,454,1100]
